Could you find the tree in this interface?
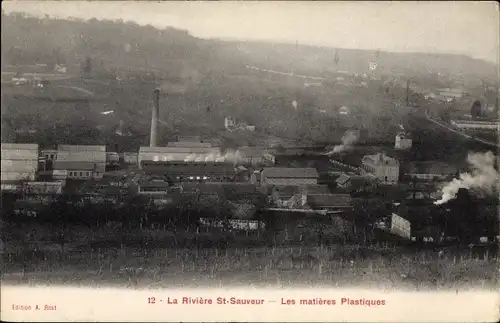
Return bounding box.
[352,198,387,243]
[81,56,92,77]
[471,100,482,119]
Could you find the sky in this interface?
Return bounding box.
[2,1,499,64]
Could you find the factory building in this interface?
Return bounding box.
[138,146,222,166]
[361,153,399,185]
[167,141,213,148]
[260,167,319,186]
[394,132,412,150]
[237,147,276,166]
[137,180,170,195]
[335,173,379,192]
[53,145,106,180]
[438,88,464,100]
[176,135,201,142]
[450,120,498,130]
[40,149,57,161]
[405,161,458,182]
[121,152,138,165]
[1,143,39,190]
[140,161,236,183]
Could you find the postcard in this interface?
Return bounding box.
[1,1,499,322]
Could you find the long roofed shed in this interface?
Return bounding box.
[262,167,319,178]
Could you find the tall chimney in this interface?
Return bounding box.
[150,88,160,147]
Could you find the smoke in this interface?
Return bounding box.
[325,129,360,155]
[184,154,196,162]
[292,100,298,110]
[182,150,241,164]
[204,154,215,162]
[434,151,499,205]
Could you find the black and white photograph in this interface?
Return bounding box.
[1,1,499,321]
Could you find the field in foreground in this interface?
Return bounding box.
[2,243,498,291]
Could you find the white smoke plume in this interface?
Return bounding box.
[434,151,500,205]
[292,100,298,110]
[184,154,196,162]
[325,129,360,155]
[182,150,241,164]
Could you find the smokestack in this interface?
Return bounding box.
[150,88,160,147]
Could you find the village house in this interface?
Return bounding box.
[361,153,399,185]
[335,173,379,193]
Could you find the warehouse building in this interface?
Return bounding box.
[140,161,236,183]
[167,141,213,148]
[335,173,379,192]
[361,153,399,185]
[138,146,222,166]
[121,152,138,165]
[260,167,319,186]
[450,120,498,130]
[1,143,39,190]
[237,147,276,166]
[394,132,412,150]
[405,161,458,182]
[53,145,106,180]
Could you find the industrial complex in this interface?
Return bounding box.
[2,85,498,247]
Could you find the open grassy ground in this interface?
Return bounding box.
[2,225,498,291]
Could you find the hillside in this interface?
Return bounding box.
[2,12,497,82]
[1,12,497,150]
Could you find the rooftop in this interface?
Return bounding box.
[299,184,331,194]
[167,141,213,148]
[262,167,319,179]
[362,153,399,166]
[238,147,275,158]
[58,145,106,152]
[306,194,352,209]
[53,161,106,172]
[141,161,236,175]
[139,146,220,154]
[181,183,260,196]
[336,173,378,186]
[407,161,458,175]
[1,143,39,150]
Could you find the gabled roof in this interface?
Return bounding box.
[335,173,351,185]
[262,167,319,179]
[53,161,106,172]
[306,194,352,208]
